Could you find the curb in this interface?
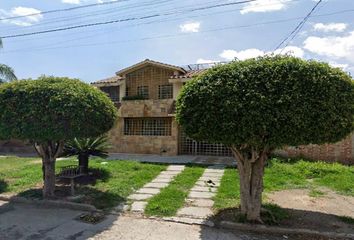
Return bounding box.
[219,221,354,239]
[0,195,99,212]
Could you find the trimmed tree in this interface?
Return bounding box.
[176,55,354,222]
[0,76,118,198]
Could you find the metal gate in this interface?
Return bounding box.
[178,131,232,156]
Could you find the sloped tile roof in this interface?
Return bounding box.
[91,76,123,85]
[116,59,186,75]
[170,69,207,79]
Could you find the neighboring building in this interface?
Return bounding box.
[91,59,232,157]
[92,59,354,165]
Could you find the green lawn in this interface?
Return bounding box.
[1,156,353,213]
[213,158,354,210]
[145,166,204,216]
[0,156,42,193]
[0,156,166,210]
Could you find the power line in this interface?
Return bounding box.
[4,0,300,44]
[274,0,322,51]
[3,8,351,55]
[0,0,257,39]
[0,0,131,21]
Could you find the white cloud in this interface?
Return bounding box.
[303,31,354,62]
[240,0,290,14]
[219,49,265,61]
[329,62,349,70]
[219,46,304,61]
[273,46,304,58]
[313,23,347,32]
[196,58,219,64]
[0,7,43,26]
[180,22,200,33]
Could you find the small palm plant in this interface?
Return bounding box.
[62,136,111,174]
[0,64,17,83]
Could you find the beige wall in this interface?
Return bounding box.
[124,66,174,100]
[108,99,178,156]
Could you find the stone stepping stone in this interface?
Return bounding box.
[177,206,213,219]
[131,201,147,212]
[188,191,215,199]
[195,180,220,187]
[154,175,175,180]
[186,199,214,207]
[126,164,186,213]
[150,178,172,183]
[198,176,222,182]
[128,193,153,201]
[190,186,217,193]
[167,165,185,171]
[137,188,161,194]
[143,182,170,189]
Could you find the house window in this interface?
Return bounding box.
[158,84,173,99]
[137,86,149,99]
[124,118,172,136]
[100,86,119,102]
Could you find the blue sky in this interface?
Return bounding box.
[0,0,353,83]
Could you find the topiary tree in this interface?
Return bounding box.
[176,55,354,222]
[0,76,118,198]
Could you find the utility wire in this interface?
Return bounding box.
[4,0,300,44]
[2,8,352,55]
[0,0,257,39]
[0,0,131,21]
[274,0,322,51]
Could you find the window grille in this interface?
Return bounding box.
[158,84,173,99]
[100,86,119,102]
[137,86,149,99]
[179,130,232,156]
[124,118,172,136]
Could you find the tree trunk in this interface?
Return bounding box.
[42,154,56,198]
[34,141,64,199]
[78,154,89,175]
[231,145,269,223]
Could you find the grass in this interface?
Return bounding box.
[338,216,354,225]
[213,157,354,211]
[144,166,204,216]
[0,156,42,193]
[0,156,166,210]
[213,168,240,210]
[308,188,325,198]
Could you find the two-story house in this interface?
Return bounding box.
[91,59,232,156]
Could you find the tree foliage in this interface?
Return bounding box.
[0,76,118,198]
[176,55,354,222]
[176,55,354,149]
[0,76,117,141]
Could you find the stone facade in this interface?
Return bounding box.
[108,99,179,156]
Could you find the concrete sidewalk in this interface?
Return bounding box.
[0,201,279,240]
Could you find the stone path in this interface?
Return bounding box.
[128,165,185,213]
[177,166,225,219]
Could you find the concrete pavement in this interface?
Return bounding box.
[0,201,283,240]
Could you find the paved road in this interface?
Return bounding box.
[0,201,283,240]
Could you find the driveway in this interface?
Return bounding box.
[0,201,281,240]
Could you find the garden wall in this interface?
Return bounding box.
[276,133,354,165]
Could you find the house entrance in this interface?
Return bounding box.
[178,130,232,156]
